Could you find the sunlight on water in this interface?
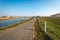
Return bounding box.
[0,18,29,27]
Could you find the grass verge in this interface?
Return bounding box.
[39,17,60,40]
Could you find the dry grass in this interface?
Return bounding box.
[0,18,15,20]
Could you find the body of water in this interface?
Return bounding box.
[0,18,29,27]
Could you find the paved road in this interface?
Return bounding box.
[0,17,36,40]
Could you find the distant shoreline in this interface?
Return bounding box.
[0,18,15,20]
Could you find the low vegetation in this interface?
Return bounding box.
[0,18,12,20]
[36,17,60,40]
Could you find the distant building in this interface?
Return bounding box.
[51,13,60,17]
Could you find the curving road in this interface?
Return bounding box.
[0,17,36,40]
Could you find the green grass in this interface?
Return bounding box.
[46,22,60,40]
[45,17,60,28]
[36,17,60,40]
[35,17,53,40]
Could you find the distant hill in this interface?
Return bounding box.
[51,13,60,17]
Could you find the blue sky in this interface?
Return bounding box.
[0,0,60,16]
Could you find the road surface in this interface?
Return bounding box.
[0,17,36,40]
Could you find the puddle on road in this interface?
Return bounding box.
[23,28,33,30]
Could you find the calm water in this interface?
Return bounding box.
[0,18,29,27]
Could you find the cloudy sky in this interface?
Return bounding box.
[0,0,60,16]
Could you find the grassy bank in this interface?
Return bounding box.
[0,17,33,30]
[37,17,60,40]
[35,17,52,40]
